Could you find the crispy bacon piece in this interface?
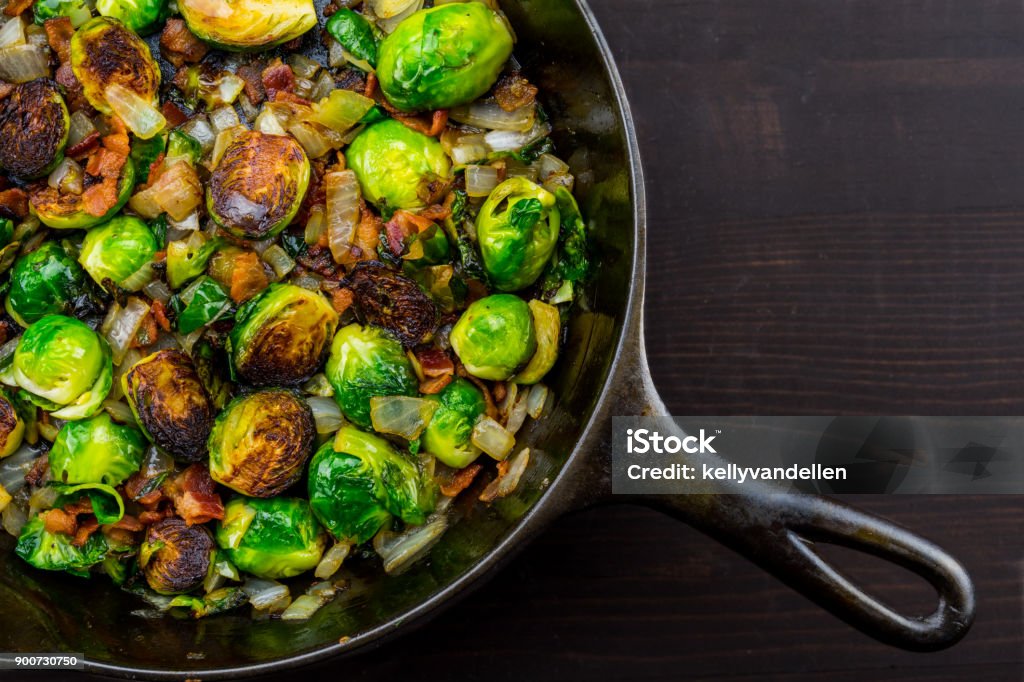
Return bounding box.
[0,187,28,219]
[272,90,312,107]
[237,64,266,104]
[331,287,355,315]
[262,61,296,100]
[393,109,449,137]
[161,101,188,128]
[71,516,100,546]
[44,17,73,65]
[492,382,507,404]
[335,68,367,95]
[55,63,90,113]
[363,72,377,98]
[3,0,33,18]
[82,147,127,218]
[297,244,343,279]
[229,252,269,304]
[419,374,453,395]
[103,132,131,158]
[159,18,209,68]
[417,348,455,378]
[351,202,383,261]
[163,464,224,526]
[67,131,100,159]
[440,464,483,497]
[124,471,158,502]
[102,527,138,548]
[41,509,77,536]
[24,455,48,487]
[151,299,172,332]
[384,210,436,256]
[493,71,538,112]
[62,497,95,516]
[110,515,145,532]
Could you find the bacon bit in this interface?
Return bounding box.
[419,203,452,222]
[151,299,172,332]
[419,374,453,395]
[67,131,101,159]
[138,510,166,525]
[159,18,209,68]
[71,516,100,546]
[393,110,448,137]
[24,455,48,487]
[352,202,383,260]
[103,133,131,158]
[110,515,145,532]
[336,68,367,94]
[237,64,266,104]
[492,382,507,404]
[417,348,455,378]
[132,313,159,349]
[107,115,128,137]
[0,187,28,219]
[146,153,166,186]
[62,497,95,516]
[82,148,127,217]
[124,472,155,502]
[138,491,163,508]
[43,17,73,65]
[229,252,269,304]
[493,71,539,112]
[459,366,498,420]
[262,60,296,101]
[385,220,406,257]
[440,464,483,497]
[41,508,77,536]
[55,63,91,113]
[3,0,33,18]
[0,82,11,102]
[364,72,378,99]
[272,90,312,107]
[102,526,138,548]
[161,101,188,128]
[330,287,355,315]
[82,180,119,217]
[164,464,224,526]
[479,457,519,503]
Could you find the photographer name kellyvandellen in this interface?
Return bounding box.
[626,462,848,483]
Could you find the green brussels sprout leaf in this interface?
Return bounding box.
[168,587,248,618]
[52,481,126,524]
[15,516,108,577]
[129,132,167,182]
[476,178,559,292]
[326,9,378,67]
[79,216,160,291]
[177,277,231,335]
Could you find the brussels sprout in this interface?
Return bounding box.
[0,389,25,459]
[5,242,94,327]
[326,8,378,67]
[308,426,435,544]
[512,299,561,385]
[228,283,339,387]
[376,3,514,112]
[140,518,214,594]
[0,80,69,180]
[423,378,486,469]
[79,216,159,291]
[29,152,135,230]
[345,120,451,212]
[49,412,145,486]
[348,262,438,348]
[6,315,113,420]
[476,178,560,292]
[215,497,325,579]
[71,17,161,115]
[179,0,317,52]
[122,350,215,463]
[207,131,311,239]
[33,0,92,27]
[450,294,536,381]
[325,324,418,429]
[95,0,168,34]
[208,390,316,498]
[15,516,108,577]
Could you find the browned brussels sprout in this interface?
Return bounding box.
[207,390,316,498]
[0,80,69,180]
[70,17,162,116]
[122,350,216,463]
[140,517,214,595]
[207,131,311,240]
[348,262,438,348]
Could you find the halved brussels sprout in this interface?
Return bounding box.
[0,80,69,180]
[79,216,159,291]
[49,411,145,486]
[15,516,108,577]
[140,517,214,594]
[423,378,486,469]
[512,299,560,385]
[228,284,339,387]
[308,426,436,544]
[349,262,438,348]
[5,242,95,327]
[71,17,161,115]
[477,178,560,292]
[207,130,311,239]
[96,0,169,34]
[325,323,418,429]
[0,388,25,459]
[215,497,325,579]
[6,315,113,420]
[208,390,316,498]
[179,0,317,52]
[345,120,451,212]
[450,294,536,381]
[122,350,215,463]
[30,153,135,229]
[376,2,514,112]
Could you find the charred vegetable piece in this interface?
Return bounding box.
[228,283,339,387]
[178,0,316,52]
[215,497,325,579]
[376,2,514,112]
[325,8,378,67]
[345,120,450,212]
[0,80,69,180]
[423,378,486,469]
[96,0,169,35]
[140,518,214,594]
[70,17,161,115]
[78,216,159,291]
[476,178,560,292]
[450,294,536,381]
[348,262,438,348]
[325,323,418,429]
[29,149,136,229]
[16,516,108,577]
[49,411,145,486]
[5,314,113,420]
[207,130,311,240]
[207,390,316,498]
[122,350,215,463]
[5,242,95,327]
[308,425,435,544]
[0,388,25,459]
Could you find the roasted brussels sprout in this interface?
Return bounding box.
[349,262,437,348]
[0,389,25,459]
[140,518,214,594]
[325,323,418,429]
[376,3,514,112]
[477,178,560,292]
[15,516,108,577]
[5,315,113,420]
[423,378,486,469]
[215,497,325,579]
[33,0,92,27]
[122,350,215,463]
[345,120,451,211]
[228,284,339,387]
[5,242,94,327]
[0,80,69,180]
[208,390,316,498]
[79,216,159,291]
[30,153,135,230]
[49,412,145,486]
[450,294,536,381]
[207,131,311,239]
[96,0,169,34]
[178,0,317,52]
[71,17,161,115]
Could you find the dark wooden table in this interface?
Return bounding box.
[35,1,1024,680]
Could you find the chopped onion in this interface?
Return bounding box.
[120,261,157,292]
[526,383,549,419]
[261,244,296,280]
[375,0,425,32]
[471,416,516,461]
[0,44,49,83]
[479,448,531,502]
[2,500,27,537]
[497,382,518,420]
[103,297,151,366]
[48,158,84,196]
[280,594,323,621]
[307,396,344,435]
[209,125,244,169]
[294,77,314,100]
[302,373,334,397]
[505,158,539,182]
[204,555,240,594]
[286,53,321,80]
[504,389,530,435]
[369,396,438,441]
[0,17,25,49]
[450,102,535,132]
[215,73,245,106]
[325,170,361,263]
[208,105,241,135]
[0,334,19,371]
[180,117,216,154]
[373,513,448,576]
[485,120,552,153]
[288,121,334,159]
[311,71,335,103]
[167,210,201,232]
[28,485,58,518]
[102,399,136,425]
[328,39,347,68]
[143,279,172,304]
[304,204,326,245]
[67,111,96,148]
[442,130,489,166]
[464,165,500,198]
[0,444,36,495]
[315,541,352,579]
[24,24,48,49]
[104,83,166,139]
[255,107,287,135]
[308,89,375,134]
[241,578,290,611]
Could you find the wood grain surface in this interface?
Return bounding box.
[27,1,1024,680]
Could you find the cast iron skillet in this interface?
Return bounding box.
[0,0,976,677]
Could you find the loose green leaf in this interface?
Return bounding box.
[326,8,379,67]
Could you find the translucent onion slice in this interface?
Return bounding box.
[471,416,516,461]
[306,396,344,435]
[526,383,549,419]
[450,102,536,132]
[67,111,97,148]
[304,204,326,246]
[0,18,25,50]
[120,261,157,292]
[104,83,166,139]
[324,170,361,263]
[479,448,531,502]
[369,396,439,441]
[208,105,241,136]
[464,165,500,198]
[180,117,216,154]
[261,244,296,280]
[0,444,36,494]
[308,89,375,134]
[315,541,352,579]
[485,120,552,153]
[504,389,530,436]
[1,500,27,537]
[288,121,334,159]
[241,578,290,611]
[143,279,172,304]
[373,514,448,576]
[102,399,136,425]
[0,44,50,83]
[103,297,151,366]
